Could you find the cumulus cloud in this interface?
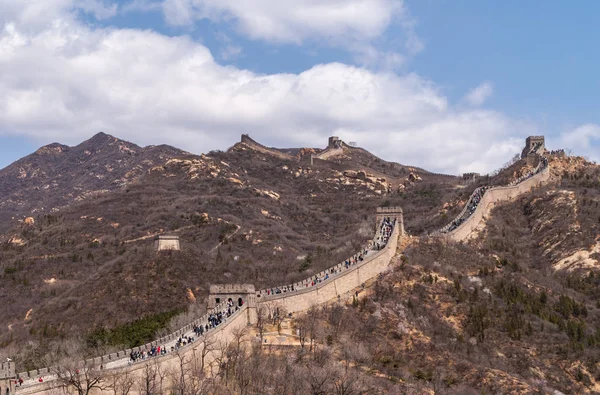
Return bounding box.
[162,0,400,42]
[0,0,117,29]
[464,82,493,107]
[556,124,600,162]
[0,1,539,175]
[160,0,420,69]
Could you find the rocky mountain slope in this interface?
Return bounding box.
[0,134,466,366]
[0,133,187,233]
[269,153,600,393]
[4,133,598,393]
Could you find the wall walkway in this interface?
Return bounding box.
[438,159,550,242]
[256,223,400,313]
[240,134,295,160]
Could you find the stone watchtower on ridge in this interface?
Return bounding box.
[521,136,546,166]
[328,136,342,149]
[521,136,545,159]
[208,284,257,324]
[0,359,16,394]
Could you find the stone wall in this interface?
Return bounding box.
[240,135,295,160]
[256,224,400,314]
[313,147,344,160]
[15,204,403,394]
[1,360,15,395]
[444,165,550,242]
[16,305,250,395]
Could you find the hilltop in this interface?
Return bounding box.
[0,133,187,233]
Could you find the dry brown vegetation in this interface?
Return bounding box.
[2,134,599,393]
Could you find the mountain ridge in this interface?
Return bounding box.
[0,132,189,232]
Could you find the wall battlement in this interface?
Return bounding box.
[0,361,15,379]
[376,207,403,214]
[209,284,255,294]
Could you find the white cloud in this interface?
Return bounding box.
[161,0,420,69]
[0,2,540,175]
[0,0,118,29]
[220,44,242,61]
[121,0,163,13]
[464,82,493,107]
[162,0,400,42]
[77,0,118,20]
[556,124,600,162]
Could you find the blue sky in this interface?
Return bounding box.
[1,0,598,173]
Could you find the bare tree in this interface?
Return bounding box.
[136,361,159,395]
[333,367,362,395]
[272,305,288,335]
[107,370,135,395]
[256,305,268,344]
[197,333,218,372]
[296,318,308,350]
[47,340,108,395]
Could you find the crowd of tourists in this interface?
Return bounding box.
[508,156,548,186]
[126,300,240,365]
[261,217,396,297]
[442,155,549,234]
[129,345,166,363]
[444,186,489,233]
[374,217,394,250]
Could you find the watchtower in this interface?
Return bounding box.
[0,359,16,395]
[462,172,480,184]
[154,235,180,251]
[376,207,404,236]
[521,136,545,159]
[328,136,341,148]
[208,284,257,324]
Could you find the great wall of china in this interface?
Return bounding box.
[5,136,552,394]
